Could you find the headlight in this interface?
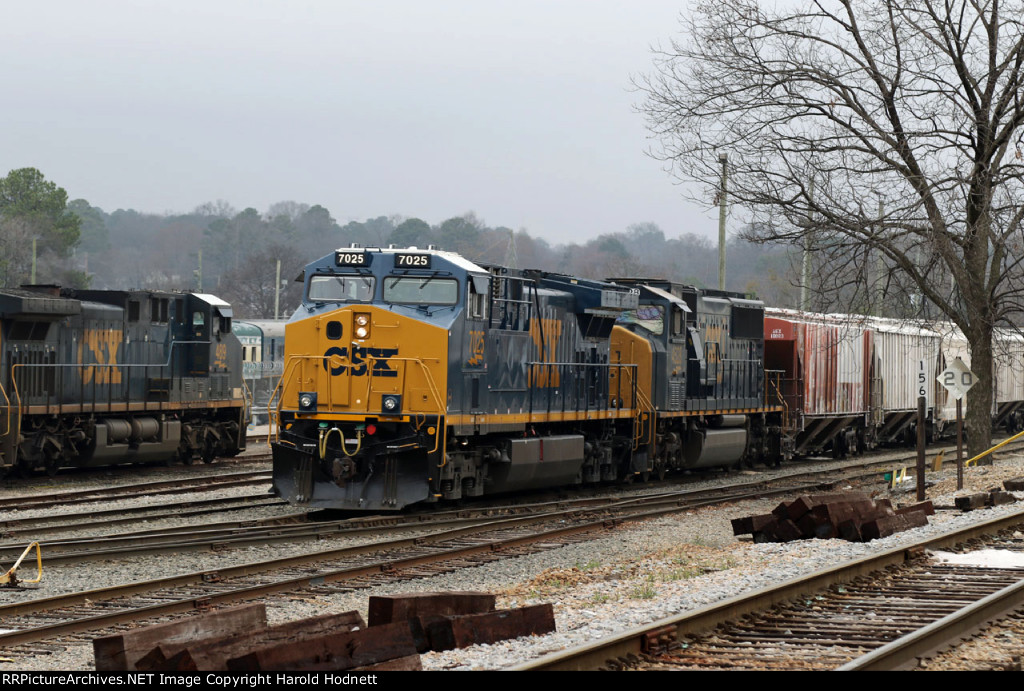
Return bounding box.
[381,394,401,414]
[298,392,317,411]
[355,314,369,326]
[355,326,369,339]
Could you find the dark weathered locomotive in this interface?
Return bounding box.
[0,287,247,476]
[271,246,782,511]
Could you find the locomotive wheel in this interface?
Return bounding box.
[202,439,217,464]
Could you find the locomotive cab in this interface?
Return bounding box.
[272,247,480,510]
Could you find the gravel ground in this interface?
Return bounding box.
[3,451,1024,671]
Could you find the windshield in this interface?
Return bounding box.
[308,274,376,302]
[616,305,664,335]
[384,276,458,305]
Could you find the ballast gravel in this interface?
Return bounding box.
[3,451,1024,671]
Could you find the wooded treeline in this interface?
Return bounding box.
[0,166,801,319]
[64,198,802,319]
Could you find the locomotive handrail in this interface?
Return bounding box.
[689,355,767,403]
[612,363,655,450]
[240,377,254,428]
[8,339,234,416]
[764,369,789,429]
[525,360,638,419]
[632,382,656,450]
[360,353,446,457]
[267,356,303,442]
[0,375,11,437]
[270,352,447,457]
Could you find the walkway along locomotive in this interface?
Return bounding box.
[0,287,247,476]
[270,247,784,510]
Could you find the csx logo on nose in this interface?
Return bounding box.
[323,346,399,377]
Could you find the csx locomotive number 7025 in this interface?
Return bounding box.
[271,247,782,511]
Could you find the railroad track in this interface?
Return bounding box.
[0,464,915,666]
[515,508,1024,671]
[0,507,647,666]
[0,492,288,539]
[0,461,889,566]
[2,439,1019,669]
[0,470,272,514]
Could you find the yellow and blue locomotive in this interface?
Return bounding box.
[609,280,786,478]
[271,246,784,511]
[0,287,247,476]
[272,247,644,510]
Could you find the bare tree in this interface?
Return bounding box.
[217,243,304,319]
[638,0,1024,454]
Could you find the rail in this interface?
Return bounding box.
[697,355,766,404]
[4,339,238,438]
[525,361,637,421]
[0,374,9,437]
[361,353,447,457]
[614,364,655,451]
[513,506,1024,671]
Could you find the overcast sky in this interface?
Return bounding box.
[1,1,717,245]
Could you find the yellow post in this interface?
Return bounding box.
[0,542,42,587]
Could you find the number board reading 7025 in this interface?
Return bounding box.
[334,251,369,267]
[394,253,431,268]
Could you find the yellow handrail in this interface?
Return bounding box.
[357,353,446,457]
[271,352,447,457]
[614,365,654,451]
[267,353,313,443]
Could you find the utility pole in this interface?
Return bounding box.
[873,198,884,316]
[718,153,727,291]
[274,259,282,320]
[801,236,811,311]
[801,179,813,311]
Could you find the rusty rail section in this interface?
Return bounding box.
[839,574,1024,670]
[0,471,271,512]
[514,506,1024,671]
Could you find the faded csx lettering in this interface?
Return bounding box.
[78,328,123,385]
[322,346,399,377]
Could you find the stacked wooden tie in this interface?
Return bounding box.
[954,478,1023,511]
[731,492,934,543]
[93,593,555,671]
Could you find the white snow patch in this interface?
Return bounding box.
[931,549,1024,569]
